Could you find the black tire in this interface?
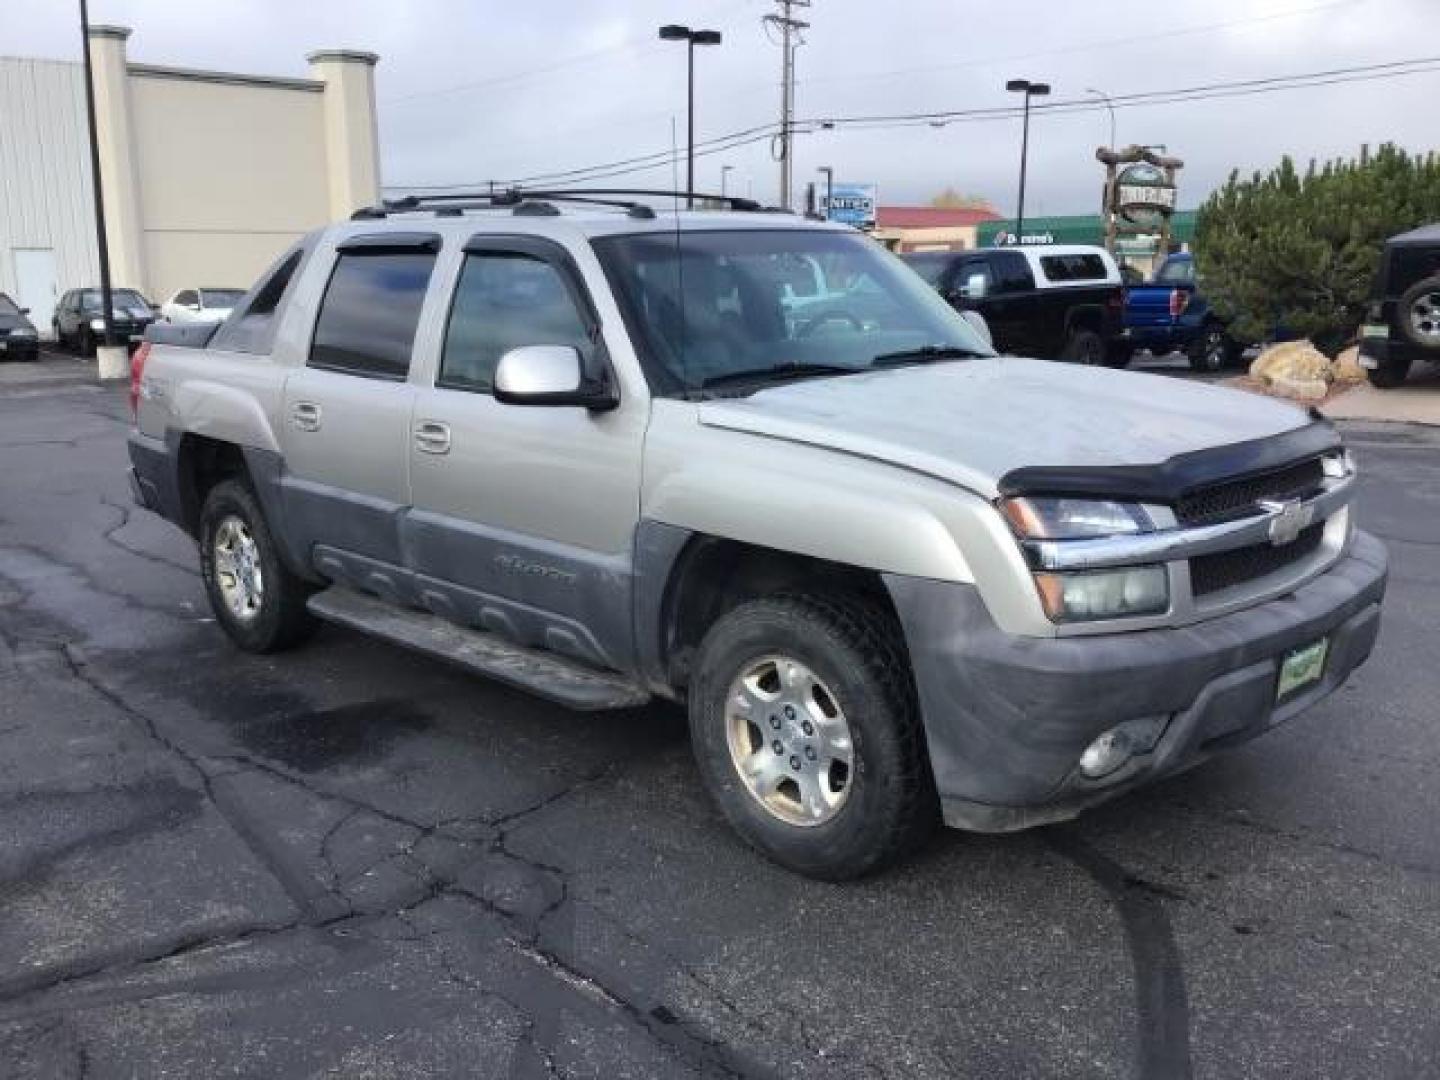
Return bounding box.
[1061,328,1105,365]
[1103,342,1134,369]
[1397,275,1440,352]
[1188,324,1238,373]
[198,478,316,653]
[1366,353,1413,389]
[688,593,938,880]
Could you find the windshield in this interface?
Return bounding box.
[593,229,994,393]
[200,289,245,308]
[82,289,151,311]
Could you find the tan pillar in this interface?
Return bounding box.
[307,50,381,219]
[87,25,147,294]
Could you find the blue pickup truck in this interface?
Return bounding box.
[1116,253,1241,372]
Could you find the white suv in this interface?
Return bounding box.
[161,288,246,325]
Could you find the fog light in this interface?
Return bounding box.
[1078,716,1169,779]
[1034,565,1168,623]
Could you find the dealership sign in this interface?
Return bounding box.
[821,183,877,229]
[1114,162,1177,227]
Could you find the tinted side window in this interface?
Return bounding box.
[439,253,590,393]
[992,251,1035,293]
[309,252,436,379]
[175,290,198,306]
[1040,253,1108,282]
[1154,259,1194,285]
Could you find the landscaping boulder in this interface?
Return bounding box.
[1250,339,1333,385]
[1333,344,1367,382]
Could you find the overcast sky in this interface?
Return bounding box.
[8,0,1436,215]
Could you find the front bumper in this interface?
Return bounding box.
[884,532,1388,832]
[0,336,39,359]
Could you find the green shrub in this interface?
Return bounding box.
[1193,144,1440,353]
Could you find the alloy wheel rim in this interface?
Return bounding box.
[724,655,854,827]
[213,515,264,621]
[1409,293,1440,343]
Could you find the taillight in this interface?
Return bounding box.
[129,342,151,419]
[1169,289,1189,319]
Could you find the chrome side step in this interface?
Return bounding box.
[307,586,650,711]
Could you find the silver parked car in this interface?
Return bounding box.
[126,191,1387,879]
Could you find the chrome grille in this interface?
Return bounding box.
[1175,458,1326,527]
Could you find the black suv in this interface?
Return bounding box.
[901,245,1126,364]
[0,292,40,362]
[1360,223,1440,388]
[53,288,156,355]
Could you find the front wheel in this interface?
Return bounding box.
[199,479,316,653]
[688,594,937,880]
[77,327,95,358]
[1061,328,1105,365]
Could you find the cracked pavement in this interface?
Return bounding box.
[1,372,1438,1078]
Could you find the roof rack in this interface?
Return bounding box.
[352,187,769,221]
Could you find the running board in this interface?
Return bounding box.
[306,586,650,711]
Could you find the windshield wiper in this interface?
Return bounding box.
[698,362,861,390]
[869,344,986,367]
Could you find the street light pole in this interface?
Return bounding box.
[720,165,735,197]
[659,24,722,208]
[79,0,115,353]
[1005,78,1050,242]
[1085,86,1116,150]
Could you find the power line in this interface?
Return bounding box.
[386,55,1439,193]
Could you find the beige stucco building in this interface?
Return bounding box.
[0,26,379,335]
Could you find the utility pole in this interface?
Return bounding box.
[765,0,809,210]
[79,0,116,355]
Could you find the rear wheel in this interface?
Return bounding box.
[688,594,937,880]
[1188,325,1238,373]
[1062,328,1105,365]
[199,479,316,653]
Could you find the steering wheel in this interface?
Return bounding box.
[795,309,865,338]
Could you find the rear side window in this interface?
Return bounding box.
[175,290,198,306]
[439,253,590,393]
[309,252,436,379]
[991,251,1035,293]
[1040,253,1109,283]
[1155,259,1195,285]
[902,254,952,286]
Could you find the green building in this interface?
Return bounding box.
[975,211,1198,274]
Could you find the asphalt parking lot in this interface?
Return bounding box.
[1,361,1437,1079]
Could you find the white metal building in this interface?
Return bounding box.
[0,26,381,336]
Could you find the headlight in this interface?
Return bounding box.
[1001,497,1153,539]
[10,328,36,338]
[1034,566,1169,622]
[1322,449,1355,479]
[89,318,105,330]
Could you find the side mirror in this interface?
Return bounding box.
[493,345,617,410]
[963,272,989,299]
[19,307,30,316]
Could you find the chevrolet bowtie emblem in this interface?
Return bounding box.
[1259,498,1314,546]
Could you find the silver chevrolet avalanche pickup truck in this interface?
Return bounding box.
[127,192,1388,879]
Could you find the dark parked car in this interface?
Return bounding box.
[0,292,40,361]
[53,288,156,355]
[901,245,1126,364]
[1360,223,1440,389]
[1117,253,1243,372]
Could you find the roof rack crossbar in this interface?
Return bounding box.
[353,186,768,220]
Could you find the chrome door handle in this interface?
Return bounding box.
[414,420,451,455]
[291,401,322,432]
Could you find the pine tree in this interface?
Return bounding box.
[1193,144,1440,353]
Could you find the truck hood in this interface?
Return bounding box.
[696,358,1312,497]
